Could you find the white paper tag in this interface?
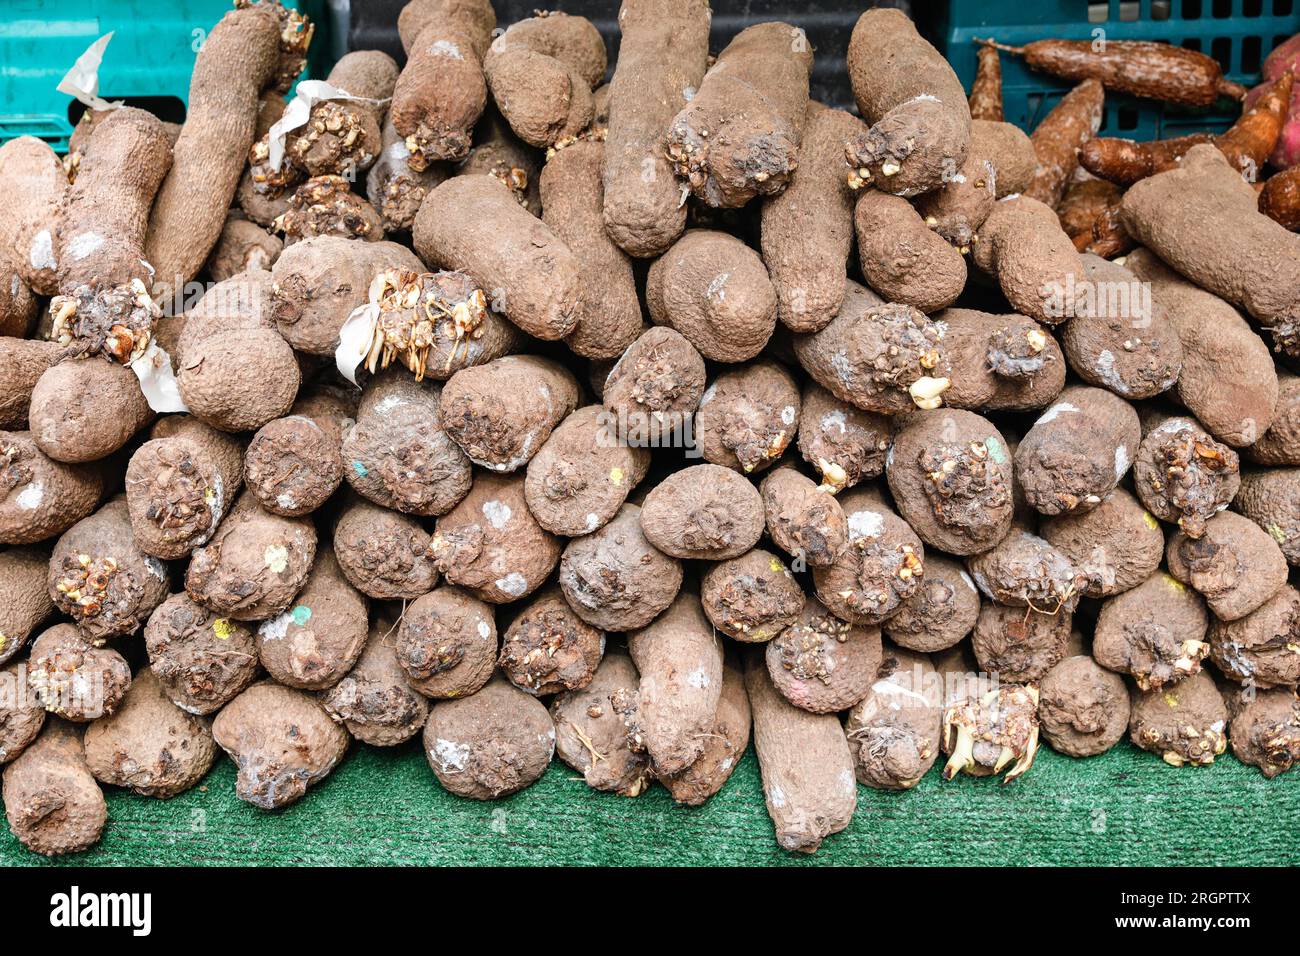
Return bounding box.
[266,79,388,172]
[335,302,379,386]
[57,33,121,113]
[131,341,188,413]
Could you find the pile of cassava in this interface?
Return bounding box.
[3,0,1300,858]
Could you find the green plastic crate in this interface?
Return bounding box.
[0,0,329,152]
[935,0,1300,138]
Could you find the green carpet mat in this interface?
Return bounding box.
[3,739,1297,866]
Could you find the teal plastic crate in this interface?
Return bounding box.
[0,0,329,152]
[935,0,1300,139]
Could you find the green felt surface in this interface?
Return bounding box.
[2,738,1297,866]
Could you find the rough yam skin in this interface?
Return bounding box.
[2,720,106,856]
[1122,145,1300,350]
[601,0,711,258]
[886,408,1014,556]
[760,466,847,569]
[540,140,644,360]
[558,503,683,631]
[794,282,951,416]
[627,594,723,775]
[414,175,581,340]
[640,464,765,560]
[333,498,438,600]
[276,174,386,243]
[326,50,400,114]
[125,416,244,560]
[0,431,103,546]
[967,528,1086,612]
[207,215,282,282]
[0,136,67,295]
[666,22,812,208]
[484,14,603,148]
[646,229,778,363]
[146,4,281,302]
[396,586,497,699]
[1129,670,1227,767]
[845,645,941,789]
[552,650,652,796]
[796,383,893,494]
[266,98,384,182]
[1228,687,1300,778]
[428,473,560,604]
[697,361,800,474]
[0,547,53,666]
[391,16,490,165]
[1040,487,1164,599]
[244,392,350,517]
[47,498,169,643]
[971,601,1072,684]
[846,8,971,198]
[26,623,131,722]
[1166,510,1286,622]
[30,359,154,464]
[854,191,966,313]
[185,492,317,621]
[423,677,555,800]
[915,119,1034,245]
[455,107,543,216]
[1235,467,1300,566]
[144,592,260,716]
[814,486,924,626]
[1058,176,1123,239]
[1063,254,1182,400]
[1094,572,1210,690]
[934,308,1065,412]
[398,0,497,59]
[765,598,882,714]
[1038,655,1129,758]
[1126,248,1276,447]
[702,548,806,643]
[602,326,707,423]
[1024,79,1104,209]
[745,656,856,854]
[1014,386,1141,516]
[524,404,650,537]
[82,668,215,798]
[971,196,1087,325]
[0,338,61,429]
[0,266,37,338]
[882,554,980,653]
[661,655,751,805]
[440,355,580,472]
[55,107,172,298]
[1132,416,1240,539]
[270,237,424,356]
[256,549,367,691]
[1249,373,1300,464]
[177,271,300,433]
[761,104,867,333]
[341,370,472,516]
[211,681,349,810]
[1208,584,1300,689]
[500,587,604,697]
[368,123,449,234]
[321,621,430,747]
[0,660,45,767]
